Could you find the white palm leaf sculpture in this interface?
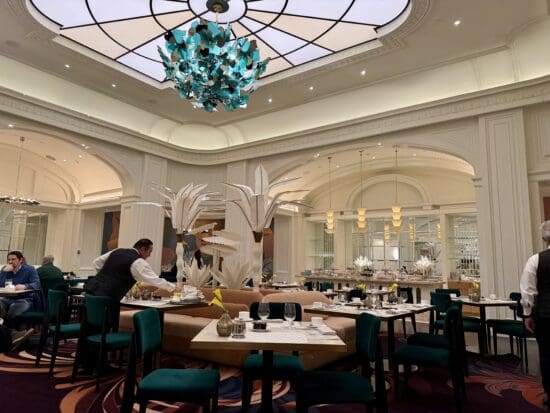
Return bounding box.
[157,183,217,233]
[213,258,252,289]
[185,259,212,288]
[223,164,308,234]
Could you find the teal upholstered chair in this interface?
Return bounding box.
[487,292,532,372]
[71,295,132,391]
[241,302,304,412]
[393,306,466,412]
[35,289,80,374]
[397,287,416,337]
[120,308,219,413]
[295,313,387,413]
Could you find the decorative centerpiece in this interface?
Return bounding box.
[415,256,432,279]
[224,164,308,290]
[354,256,373,276]
[388,282,399,304]
[469,280,481,302]
[210,288,232,336]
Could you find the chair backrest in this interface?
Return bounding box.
[47,289,69,320]
[397,287,414,303]
[356,313,387,410]
[509,292,523,317]
[84,295,119,331]
[250,301,303,321]
[133,308,162,355]
[319,282,333,292]
[435,288,461,297]
[348,289,363,300]
[444,306,466,362]
[430,292,453,313]
[356,313,381,362]
[42,278,68,299]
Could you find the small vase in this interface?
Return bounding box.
[216,311,233,337]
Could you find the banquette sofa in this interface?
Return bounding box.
[118,287,355,370]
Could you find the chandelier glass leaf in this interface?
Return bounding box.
[392,146,401,231]
[158,10,269,113]
[356,150,366,233]
[325,157,335,235]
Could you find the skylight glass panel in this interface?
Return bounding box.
[28,0,411,84]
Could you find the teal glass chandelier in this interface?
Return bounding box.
[158,0,269,112]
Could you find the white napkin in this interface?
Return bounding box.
[316,325,337,336]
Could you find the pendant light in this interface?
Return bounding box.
[392,146,401,231]
[356,150,366,233]
[325,157,335,234]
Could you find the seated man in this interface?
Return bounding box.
[37,254,66,296]
[0,251,41,327]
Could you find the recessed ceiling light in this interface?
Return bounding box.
[84,146,90,150]
[62,159,67,162]
[64,64,71,69]
[360,69,366,76]
[453,20,461,27]
[413,153,417,157]
[336,165,340,168]
[268,98,272,103]
[372,156,376,160]
[111,83,117,88]
[377,142,382,146]
[309,86,314,91]
[313,153,320,158]
[81,143,86,147]
[78,154,83,158]
[7,124,14,128]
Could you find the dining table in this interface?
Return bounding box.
[304,302,435,369]
[452,296,517,355]
[0,288,39,297]
[191,319,347,413]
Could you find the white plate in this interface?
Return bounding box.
[251,328,270,333]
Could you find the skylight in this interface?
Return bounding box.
[28,0,410,84]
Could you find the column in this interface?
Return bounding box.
[475,110,533,304]
[9,210,27,251]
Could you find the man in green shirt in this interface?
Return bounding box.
[37,255,65,296]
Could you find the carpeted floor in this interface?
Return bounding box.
[0,338,546,413]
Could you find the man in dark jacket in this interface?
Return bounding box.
[521,220,550,410]
[37,255,65,296]
[85,238,175,302]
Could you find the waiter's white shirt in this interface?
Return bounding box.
[520,246,550,316]
[93,248,175,292]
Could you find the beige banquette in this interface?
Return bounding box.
[118,287,355,369]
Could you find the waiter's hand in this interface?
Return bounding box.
[524,316,535,333]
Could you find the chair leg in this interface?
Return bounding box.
[524,337,529,374]
[241,375,252,412]
[35,328,48,367]
[212,383,219,413]
[509,336,514,355]
[411,314,417,334]
[49,333,61,375]
[138,400,147,413]
[402,318,407,338]
[451,370,463,412]
[71,339,84,383]
[493,329,498,355]
[95,345,105,392]
[392,359,400,400]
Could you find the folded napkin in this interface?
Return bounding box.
[317,325,337,336]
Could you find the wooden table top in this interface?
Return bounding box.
[191,319,347,353]
[304,303,434,321]
[452,297,516,307]
[120,298,207,311]
[0,288,39,297]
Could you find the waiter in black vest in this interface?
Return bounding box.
[86,238,175,301]
[521,220,550,410]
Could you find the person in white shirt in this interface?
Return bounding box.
[520,220,550,410]
[85,238,175,302]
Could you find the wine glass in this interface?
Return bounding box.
[400,290,409,304]
[257,302,270,321]
[284,303,296,327]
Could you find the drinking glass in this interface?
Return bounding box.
[400,290,409,304]
[5,279,13,289]
[258,302,270,321]
[284,303,296,327]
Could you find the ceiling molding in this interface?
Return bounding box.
[2,73,550,166]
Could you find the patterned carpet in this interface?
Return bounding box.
[0,338,546,413]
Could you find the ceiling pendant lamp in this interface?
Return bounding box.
[0,136,39,206]
[325,157,335,235]
[392,146,401,231]
[356,150,367,233]
[158,0,269,112]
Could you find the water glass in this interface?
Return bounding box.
[257,302,270,320]
[4,279,13,289]
[231,319,246,338]
[284,303,296,326]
